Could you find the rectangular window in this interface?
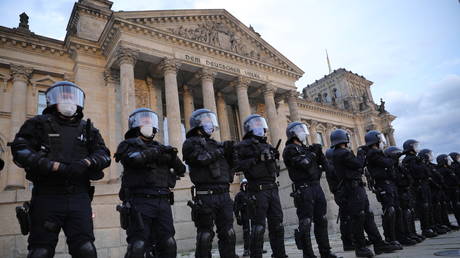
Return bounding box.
[316,132,324,146]
[37,91,46,115]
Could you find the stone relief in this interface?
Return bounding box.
[167,21,266,62]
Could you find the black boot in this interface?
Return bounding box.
[422,228,437,238]
[355,247,374,258]
[373,241,398,255]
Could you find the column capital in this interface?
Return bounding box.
[104,69,120,86]
[197,68,217,81]
[160,58,181,74]
[287,89,300,100]
[309,120,318,129]
[230,76,251,89]
[263,83,277,95]
[325,123,334,130]
[116,47,138,66]
[10,64,32,82]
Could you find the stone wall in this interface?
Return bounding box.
[0,167,382,258]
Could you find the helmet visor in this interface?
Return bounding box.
[427,151,434,162]
[196,112,219,130]
[413,142,420,153]
[378,133,387,145]
[447,156,453,166]
[46,85,85,108]
[292,124,309,143]
[246,117,268,131]
[129,111,159,130]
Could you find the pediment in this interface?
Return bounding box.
[116,9,304,76]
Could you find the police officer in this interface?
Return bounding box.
[449,152,460,181]
[437,154,460,229]
[401,140,437,238]
[418,150,450,234]
[330,129,397,257]
[364,131,403,250]
[325,148,354,251]
[182,109,237,258]
[114,108,185,258]
[9,81,111,258]
[234,179,251,256]
[383,147,419,246]
[233,114,287,258]
[283,122,340,258]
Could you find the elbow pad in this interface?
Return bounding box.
[14,148,39,168]
[127,151,147,166]
[89,153,112,170]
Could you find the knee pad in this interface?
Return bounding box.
[28,248,53,258]
[384,206,396,217]
[72,241,96,258]
[299,218,312,234]
[252,224,265,241]
[126,240,145,258]
[197,230,214,248]
[314,215,328,227]
[222,228,236,242]
[158,237,176,258]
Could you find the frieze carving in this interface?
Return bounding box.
[167,21,264,61]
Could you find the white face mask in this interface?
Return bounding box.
[57,103,77,117]
[378,141,385,150]
[140,126,154,138]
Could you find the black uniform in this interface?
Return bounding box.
[332,147,394,255]
[183,134,237,258]
[115,137,185,258]
[427,163,451,233]
[392,160,420,244]
[366,148,400,244]
[234,187,251,254]
[233,136,286,258]
[283,142,336,258]
[9,112,111,257]
[438,165,460,227]
[402,154,435,236]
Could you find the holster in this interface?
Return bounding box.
[169,191,174,205]
[88,186,95,201]
[247,195,257,219]
[116,202,131,230]
[16,201,31,235]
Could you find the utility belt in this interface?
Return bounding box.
[292,181,320,192]
[344,178,366,188]
[194,187,229,196]
[131,192,173,202]
[32,185,91,196]
[247,182,279,192]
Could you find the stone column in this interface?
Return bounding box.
[160,58,183,154]
[287,90,301,122]
[182,85,194,132]
[104,69,121,183]
[325,123,334,147]
[116,47,138,135]
[387,128,396,146]
[233,77,251,123]
[308,121,318,144]
[6,64,32,190]
[216,91,231,141]
[263,83,281,144]
[198,68,220,140]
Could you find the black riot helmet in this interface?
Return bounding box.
[449,152,460,163]
[188,108,219,137]
[403,139,420,153]
[418,149,434,162]
[43,81,85,118]
[286,121,309,144]
[384,146,402,159]
[243,114,268,138]
[330,129,350,148]
[365,130,387,149]
[437,154,453,167]
[325,148,334,161]
[125,108,159,139]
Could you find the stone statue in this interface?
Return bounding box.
[19,12,29,30]
[378,98,386,113]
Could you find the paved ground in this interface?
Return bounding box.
[179,217,460,257]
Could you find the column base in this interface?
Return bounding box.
[4,185,26,191]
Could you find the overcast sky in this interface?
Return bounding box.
[1,0,459,156]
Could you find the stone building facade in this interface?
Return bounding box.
[0,0,395,257]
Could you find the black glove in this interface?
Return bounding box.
[162,145,178,154]
[271,148,280,160]
[236,214,242,225]
[310,143,323,155]
[223,141,235,153]
[210,148,225,160]
[37,157,55,175]
[63,160,90,177]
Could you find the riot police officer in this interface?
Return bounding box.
[114,108,185,258]
[330,129,397,257]
[401,140,437,238]
[182,109,237,258]
[437,154,460,229]
[234,179,251,256]
[383,147,419,246]
[449,152,460,186]
[233,114,287,258]
[325,148,354,251]
[418,150,450,234]
[283,122,340,258]
[364,131,403,250]
[9,81,111,258]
